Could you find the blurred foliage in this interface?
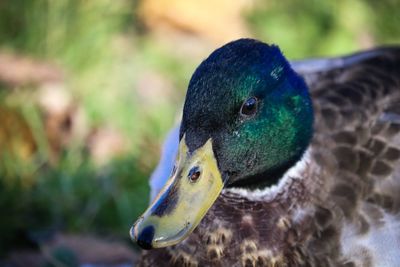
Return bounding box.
[247,0,400,59]
[0,103,150,254]
[0,0,174,256]
[0,0,399,260]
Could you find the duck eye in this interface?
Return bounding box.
[240,97,258,117]
[188,166,201,183]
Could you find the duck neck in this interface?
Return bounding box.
[226,158,299,190]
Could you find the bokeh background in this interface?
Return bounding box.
[0,0,399,266]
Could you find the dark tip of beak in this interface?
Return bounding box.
[135,225,155,250]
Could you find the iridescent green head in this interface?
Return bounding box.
[181,38,313,187]
[131,39,313,249]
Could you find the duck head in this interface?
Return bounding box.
[131,39,314,249]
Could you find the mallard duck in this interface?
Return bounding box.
[131,39,400,267]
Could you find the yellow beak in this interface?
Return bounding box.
[130,137,223,249]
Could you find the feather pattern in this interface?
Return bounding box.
[138,47,400,267]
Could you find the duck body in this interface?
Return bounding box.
[135,40,400,267]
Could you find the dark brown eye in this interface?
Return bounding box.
[188,166,201,183]
[240,97,258,117]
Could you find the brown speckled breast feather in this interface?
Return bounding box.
[138,47,400,267]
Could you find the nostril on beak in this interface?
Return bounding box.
[135,225,155,250]
[188,166,201,183]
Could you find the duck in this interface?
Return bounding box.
[131,39,400,267]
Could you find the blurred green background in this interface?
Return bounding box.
[0,0,399,265]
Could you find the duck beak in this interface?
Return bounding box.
[130,137,223,249]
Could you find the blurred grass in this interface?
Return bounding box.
[247,0,400,59]
[0,0,177,255]
[0,0,399,258]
